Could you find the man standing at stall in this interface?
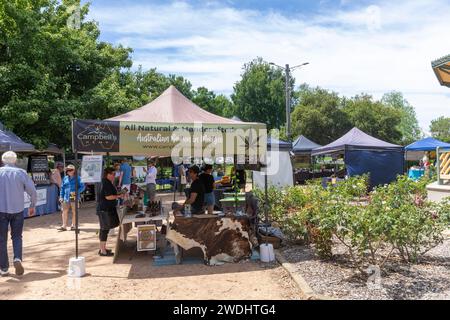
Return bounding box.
[0,151,37,277]
[118,158,132,198]
[144,159,157,203]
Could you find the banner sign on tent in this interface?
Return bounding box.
[80,155,103,183]
[73,119,267,163]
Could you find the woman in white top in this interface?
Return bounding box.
[144,159,157,203]
[178,164,187,195]
[113,163,121,187]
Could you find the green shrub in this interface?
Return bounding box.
[255,174,448,271]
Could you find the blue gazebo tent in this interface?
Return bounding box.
[292,135,322,155]
[0,126,36,153]
[311,127,404,187]
[405,137,450,151]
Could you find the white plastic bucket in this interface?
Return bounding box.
[260,243,275,262]
[68,256,86,277]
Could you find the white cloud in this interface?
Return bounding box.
[88,0,450,131]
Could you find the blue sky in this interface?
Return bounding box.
[85,0,450,133]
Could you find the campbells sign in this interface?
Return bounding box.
[73,120,120,152]
[72,119,267,164]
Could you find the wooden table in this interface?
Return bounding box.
[113,207,168,263]
[223,192,245,198]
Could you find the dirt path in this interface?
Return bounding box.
[0,197,302,300]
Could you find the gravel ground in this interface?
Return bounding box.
[280,236,450,300]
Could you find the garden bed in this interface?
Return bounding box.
[280,238,450,300]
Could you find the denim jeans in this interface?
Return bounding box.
[0,212,24,271]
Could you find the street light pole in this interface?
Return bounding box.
[285,64,291,142]
[270,61,309,142]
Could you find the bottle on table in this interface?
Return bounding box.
[185,204,191,217]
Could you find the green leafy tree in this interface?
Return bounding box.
[0,0,132,149]
[381,91,421,144]
[214,94,235,118]
[291,85,351,145]
[192,87,236,118]
[343,94,402,144]
[192,86,218,114]
[430,116,450,142]
[231,57,291,129]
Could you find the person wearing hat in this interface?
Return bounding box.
[50,162,64,189]
[58,164,85,231]
[173,165,205,216]
[0,151,37,277]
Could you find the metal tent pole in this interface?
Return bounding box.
[264,166,268,245]
[74,151,79,259]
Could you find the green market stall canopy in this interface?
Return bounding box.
[432,54,450,87]
[72,86,267,161]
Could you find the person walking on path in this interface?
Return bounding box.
[0,151,37,277]
[58,164,85,231]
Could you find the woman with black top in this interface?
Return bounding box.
[200,164,215,214]
[173,165,205,216]
[97,167,123,256]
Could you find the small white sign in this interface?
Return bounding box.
[24,188,47,208]
[81,155,103,183]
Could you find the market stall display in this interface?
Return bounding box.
[71,85,267,264]
[22,144,66,218]
[312,127,404,188]
[0,126,62,218]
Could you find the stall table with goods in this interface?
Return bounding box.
[23,154,59,218]
[113,195,168,263]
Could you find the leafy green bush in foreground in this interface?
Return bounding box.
[255,175,450,272]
